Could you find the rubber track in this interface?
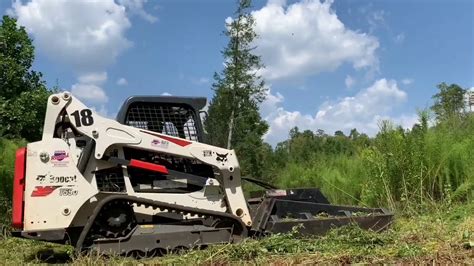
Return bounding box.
[75,195,248,254]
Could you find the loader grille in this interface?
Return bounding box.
[125,102,199,141]
[95,167,126,192]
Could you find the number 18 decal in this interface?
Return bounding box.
[71,109,94,127]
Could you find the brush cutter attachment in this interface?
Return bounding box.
[248,188,393,236]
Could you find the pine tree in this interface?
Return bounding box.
[205,0,268,178]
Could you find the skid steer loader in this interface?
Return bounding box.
[10,92,393,257]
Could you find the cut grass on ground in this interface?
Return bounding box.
[0,202,472,265]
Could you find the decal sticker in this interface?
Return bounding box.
[51,150,69,161]
[140,130,192,147]
[70,109,94,127]
[151,139,169,149]
[49,175,77,183]
[203,150,212,157]
[27,150,37,157]
[216,153,228,162]
[31,186,61,197]
[51,150,69,167]
[36,175,46,183]
[36,174,77,184]
[59,187,78,196]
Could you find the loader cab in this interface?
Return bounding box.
[114,96,213,194]
[116,96,207,143]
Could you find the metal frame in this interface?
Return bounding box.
[116,96,207,142]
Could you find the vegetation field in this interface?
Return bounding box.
[0,202,472,264]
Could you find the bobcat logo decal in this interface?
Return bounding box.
[216,153,228,163]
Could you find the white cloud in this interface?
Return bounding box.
[389,114,419,130]
[72,72,108,103]
[71,83,108,103]
[78,72,108,84]
[116,77,128,86]
[10,0,156,108]
[345,75,355,89]
[261,88,284,118]
[161,92,172,96]
[262,79,414,144]
[11,0,131,106]
[401,78,414,85]
[11,0,132,72]
[117,0,158,23]
[252,0,379,80]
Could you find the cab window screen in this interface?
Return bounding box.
[125,103,199,141]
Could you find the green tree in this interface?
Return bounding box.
[431,82,466,121]
[205,0,268,178]
[0,16,51,140]
[349,128,359,140]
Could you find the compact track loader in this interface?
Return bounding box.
[11,92,393,257]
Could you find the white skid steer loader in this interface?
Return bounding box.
[10,92,393,257]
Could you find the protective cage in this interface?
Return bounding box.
[116,96,207,142]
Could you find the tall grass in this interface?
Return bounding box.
[276,155,367,205]
[271,113,474,211]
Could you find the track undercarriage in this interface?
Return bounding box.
[70,188,392,257]
[79,195,247,257]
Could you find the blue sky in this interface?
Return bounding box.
[2,0,473,144]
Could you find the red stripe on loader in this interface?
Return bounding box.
[140,130,192,147]
[129,159,169,174]
[31,186,61,197]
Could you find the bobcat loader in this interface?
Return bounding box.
[10,92,393,257]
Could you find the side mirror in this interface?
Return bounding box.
[199,110,208,123]
[199,110,209,134]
